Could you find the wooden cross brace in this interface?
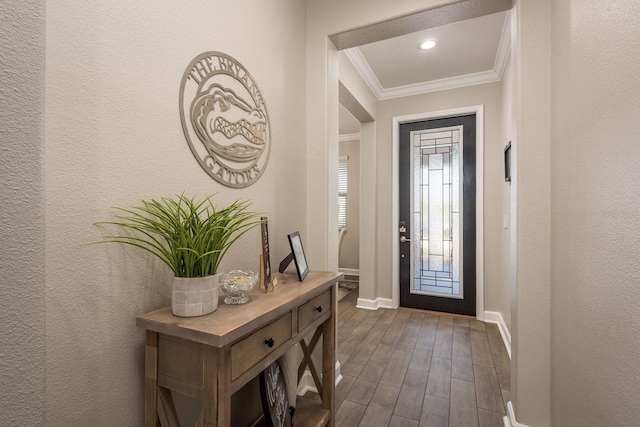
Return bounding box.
[297,325,324,396]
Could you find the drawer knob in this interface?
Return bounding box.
[315,305,323,313]
[265,338,275,348]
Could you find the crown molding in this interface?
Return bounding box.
[343,48,384,98]
[376,69,503,100]
[344,11,512,101]
[494,9,512,80]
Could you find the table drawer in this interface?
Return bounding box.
[231,312,292,380]
[298,289,331,331]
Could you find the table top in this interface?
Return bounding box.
[136,270,342,347]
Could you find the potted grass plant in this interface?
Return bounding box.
[92,193,263,317]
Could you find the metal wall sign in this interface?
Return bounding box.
[179,52,271,188]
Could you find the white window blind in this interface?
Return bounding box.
[338,156,348,229]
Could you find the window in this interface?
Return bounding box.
[338,156,348,229]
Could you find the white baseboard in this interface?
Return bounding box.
[296,361,342,396]
[338,268,359,277]
[335,361,343,386]
[503,401,529,427]
[483,310,511,359]
[356,297,398,310]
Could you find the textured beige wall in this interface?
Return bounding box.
[500,52,514,331]
[44,1,306,424]
[337,48,377,298]
[376,83,504,309]
[511,0,551,424]
[0,0,46,425]
[339,138,360,270]
[550,0,640,425]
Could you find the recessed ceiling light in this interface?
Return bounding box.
[419,40,436,50]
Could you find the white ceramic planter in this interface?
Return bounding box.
[171,275,219,317]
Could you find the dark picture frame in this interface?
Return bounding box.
[287,231,309,281]
[504,141,512,182]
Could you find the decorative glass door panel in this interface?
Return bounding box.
[411,126,463,299]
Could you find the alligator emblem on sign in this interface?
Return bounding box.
[180,52,271,188]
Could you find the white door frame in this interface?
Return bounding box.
[392,105,485,320]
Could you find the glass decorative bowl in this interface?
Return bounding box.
[219,270,259,304]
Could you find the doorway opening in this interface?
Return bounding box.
[392,106,485,317]
[329,1,509,317]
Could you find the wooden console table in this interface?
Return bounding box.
[137,270,341,427]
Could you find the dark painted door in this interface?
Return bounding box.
[399,115,476,315]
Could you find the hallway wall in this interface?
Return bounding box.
[0,0,46,425]
[510,1,552,423]
[500,52,515,332]
[337,49,378,299]
[550,0,640,424]
[43,1,306,424]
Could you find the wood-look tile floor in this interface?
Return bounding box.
[332,290,510,427]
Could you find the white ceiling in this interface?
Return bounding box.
[341,10,510,109]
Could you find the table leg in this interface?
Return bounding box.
[144,331,158,427]
[321,285,337,426]
[202,346,231,426]
[216,347,232,426]
[202,346,217,426]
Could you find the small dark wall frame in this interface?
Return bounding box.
[288,232,309,281]
[504,141,512,182]
[259,359,294,426]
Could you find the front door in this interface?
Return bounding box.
[398,115,476,316]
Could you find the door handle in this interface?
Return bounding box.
[400,236,411,243]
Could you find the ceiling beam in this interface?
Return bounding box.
[329,0,513,50]
[339,82,374,123]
